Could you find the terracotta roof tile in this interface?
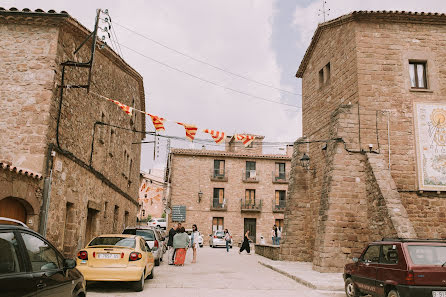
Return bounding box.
[0,162,43,179]
[170,148,291,160]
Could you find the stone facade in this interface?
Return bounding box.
[138,170,166,220]
[167,137,292,245]
[0,8,145,257]
[281,11,446,272]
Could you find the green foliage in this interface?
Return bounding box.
[161,212,166,219]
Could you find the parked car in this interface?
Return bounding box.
[76,234,154,292]
[185,229,203,248]
[123,226,163,266]
[209,230,232,248]
[148,218,166,229]
[149,226,167,255]
[0,217,86,297]
[344,238,446,297]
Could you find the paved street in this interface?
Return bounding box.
[87,247,336,297]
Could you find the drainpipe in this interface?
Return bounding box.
[39,145,55,236]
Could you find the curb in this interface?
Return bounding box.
[258,261,344,293]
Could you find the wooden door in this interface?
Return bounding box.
[0,198,26,224]
[244,218,256,243]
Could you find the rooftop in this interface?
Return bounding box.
[170,148,291,160]
[0,162,43,179]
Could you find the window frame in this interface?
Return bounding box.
[380,244,399,265]
[0,230,27,275]
[213,160,225,177]
[409,61,427,89]
[360,244,381,264]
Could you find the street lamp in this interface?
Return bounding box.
[299,153,310,169]
[198,190,203,203]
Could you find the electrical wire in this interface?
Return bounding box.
[115,41,301,109]
[113,21,301,96]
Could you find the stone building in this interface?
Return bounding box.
[138,169,166,220]
[0,8,145,257]
[280,11,446,272]
[166,136,292,245]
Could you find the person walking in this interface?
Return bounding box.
[271,225,276,245]
[190,224,199,263]
[173,227,190,266]
[167,223,179,265]
[239,230,251,254]
[224,229,231,252]
[277,226,282,245]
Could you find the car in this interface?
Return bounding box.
[0,217,86,297]
[123,226,163,266]
[148,218,166,229]
[209,230,232,248]
[344,238,446,297]
[76,234,154,292]
[148,226,167,255]
[185,229,203,248]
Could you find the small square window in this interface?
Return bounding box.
[409,61,427,89]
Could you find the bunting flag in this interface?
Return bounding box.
[148,114,166,131]
[177,122,198,141]
[234,134,256,147]
[203,129,226,144]
[140,184,146,191]
[109,99,133,116]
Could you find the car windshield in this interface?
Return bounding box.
[123,229,155,241]
[407,245,446,265]
[215,231,225,237]
[89,237,135,248]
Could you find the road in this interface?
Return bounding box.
[87,246,337,297]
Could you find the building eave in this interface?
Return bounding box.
[0,162,43,180]
[170,149,291,161]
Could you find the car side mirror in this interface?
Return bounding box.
[63,259,76,270]
[352,257,359,263]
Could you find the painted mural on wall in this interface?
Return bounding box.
[415,102,446,191]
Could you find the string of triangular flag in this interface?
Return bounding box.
[90,91,256,147]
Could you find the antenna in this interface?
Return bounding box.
[318,0,330,22]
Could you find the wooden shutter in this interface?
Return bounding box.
[275,191,280,205]
[219,189,224,204]
[275,163,280,177]
[219,161,224,175]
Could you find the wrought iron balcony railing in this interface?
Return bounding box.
[240,198,262,212]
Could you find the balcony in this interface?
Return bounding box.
[272,200,286,213]
[242,170,259,183]
[210,198,227,211]
[272,172,289,184]
[210,168,228,182]
[240,199,262,212]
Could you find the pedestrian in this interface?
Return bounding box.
[224,229,231,252]
[173,227,190,266]
[190,224,199,263]
[277,227,282,245]
[167,223,182,265]
[239,230,251,254]
[271,225,276,245]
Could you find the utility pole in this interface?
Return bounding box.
[318,0,330,22]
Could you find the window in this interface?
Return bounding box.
[113,205,119,232]
[361,245,380,263]
[275,190,286,207]
[104,201,108,218]
[0,232,22,274]
[275,219,284,231]
[214,160,225,177]
[407,245,446,265]
[99,112,107,144]
[213,188,224,207]
[319,62,331,87]
[381,245,399,264]
[124,211,129,228]
[245,189,255,205]
[275,163,286,180]
[246,161,256,179]
[129,159,133,180]
[21,233,62,272]
[409,61,427,89]
[89,237,135,248]
[212,217,224,232]
[109,128,116,157]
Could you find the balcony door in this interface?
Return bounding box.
[214,160,225,177]
[275,163,286,180]
[213,188,224,207]
[246,161,256,179]
[275,190,286,207]
[245,189,255,205]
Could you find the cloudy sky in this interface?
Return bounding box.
[5,0,446,171]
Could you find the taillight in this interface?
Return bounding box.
[77,251,88,260]
[405,270,415,285]
[214,236,217,238]
[129,252,142,261]
[93,252,96,258]
[154,240,159,248]
[121,252,124,258]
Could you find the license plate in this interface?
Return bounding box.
[97,253,119,259]
[433,291,446,297]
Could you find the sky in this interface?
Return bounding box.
[4,0,446,171]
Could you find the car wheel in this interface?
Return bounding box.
[160,255,163,262]
[387,290,400,297]
[345,278,360,297]
[148,268,154,279]
[155,258,160,266]
[134,273,145,292]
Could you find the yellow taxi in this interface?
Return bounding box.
[76,234,154,291]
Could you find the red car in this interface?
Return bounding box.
[344,238,446,297]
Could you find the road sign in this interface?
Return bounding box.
[171,205,186,222]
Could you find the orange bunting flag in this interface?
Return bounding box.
[234,134,256,147]
[148,114,166,132]
[177,122,197,141]
[109,99,133,116]
[203,129,225,144]
[140,184,146,191]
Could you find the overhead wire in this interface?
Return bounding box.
[112,21,301,96]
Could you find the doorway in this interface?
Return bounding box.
[244,218,256,243]
[85,208,98,245]
[0,197,26,224]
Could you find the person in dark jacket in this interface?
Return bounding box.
[239,230,251,254]
[167,223,181,265]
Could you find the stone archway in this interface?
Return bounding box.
[0,197,30,224]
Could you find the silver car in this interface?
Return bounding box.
[123,226,163,266]
[209,230,232,248]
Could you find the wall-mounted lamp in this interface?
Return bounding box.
[299,153,316,176]
[198,190,203,203]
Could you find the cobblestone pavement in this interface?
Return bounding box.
[87,247,339,297]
